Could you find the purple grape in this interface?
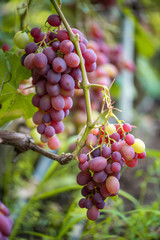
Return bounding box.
[111,162,121,173]
[50,121,64,134]
[111,151,122,162]
[51,95,65,111]
[102,146,111,158]
[70,67,82,80]
[91,147,101,158]
[60,88,74,97]
[44,126,55,137]
[31,27,41,38]
[47,69,61,84]
[77,171,92,186]
[87,205,100,220]
[125,134,135,145]
[32,94,40,107]
[52,57,67,73]
[50,108,64,122]
[43,113,51,123]
[38,64,50,76]
[37,123,46,134]
[52,41,60,51]
[95,201,105,209]
[33,53,48,69]
[89,157,107,172]
[84,199,93,209]
[32,111,44,125]
[110,133,120,142]
[83,49,97,64]
[35,79,47,96]
[39,94,51,111]
[60,74,75,91]
[59,40,74,54]
[46,83,60,97]
[64,53,80,68]
[111,142,120,152]
[24,53,35,70]
[81,186,92,197]
[57,29,69,42]
[47,14,62,27]
[79,198,85,208]
[0,214,13,236]
[43,47,56,64]
[25,42,38,54]
[85,62,97,72]
[79,161,89,171]
[87,181,96,191]
[49,32,57,40]
[93,170,107,183]
[78,154,88,163]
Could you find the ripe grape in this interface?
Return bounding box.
[138,151,146,159]
[125,134,135,145]
[48,136,60,150]
[84,199,93,209]
[50,109,64,122]
[123,123,132,132]
[50,121,64,134]
[32,111,44,125]
[111,162,121,172]
[37,123,46,134]
[86,134,97,147]
[60,74,75,91]
[39,94,51,111]
[79,161,89,171]
[44,126,55,138]
[43,47,56,64]
[78,154,88,163]
[89,157,107,172]
[93,170,107,183]
[105,176,120,194]
[52,57,67,73]
[31,27,41,38]
[24,53,35,70]
[77,171,92,186]
[125,158,138,167]
[111,151,121,162]
[121,145,135,161]
[57,29,69,42]
[47,14,62,26]
[79,198,85,208]
[59,40,74,54]
[25,42,38,54]
[33,53,48,69]
[64,53,80,68]
[102,146,111,158]
[87,205,100,221]
[83,49,97,64]
[51,95,65,110]
[46,83,60,97]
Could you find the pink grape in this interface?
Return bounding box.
[50,109,64,122]
[123,123,132,132]
[111,162,121,173]
[50,121,64,134]
[46,83,60,97]
[78,154,88,163]
[33,53,48,69]
[44,126,55,138]
[60,74,75,91]
[39,94,51,111]
[51,95,65,110]
[57,29,69,42]
[52,57,67,73]
[32,111,44,125]
[83,49,97,64]
[111,142,120,151]
[89,157,107,172]
[121,145,135,161]
[105,176,120,194]
[79,161,89,171]
[111,151,121,162]
[48,136,60,150]
[85,134,97,147]
[87,205,100,221]
[63,97,73,110]
[43,47,56,64]
[64,53,80,68]
[125,134,135,145]
[85,62,97,72]
[59,40,74,54]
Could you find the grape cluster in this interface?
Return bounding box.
[0,201,13,239]
[77,123,146,220]
[20,14,97,150]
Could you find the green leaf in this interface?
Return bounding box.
[0,51,36,126]
[20,231,55,239]
[35,185,81,200]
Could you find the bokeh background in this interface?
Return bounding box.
[0,0,160,239]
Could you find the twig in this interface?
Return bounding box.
[0,130,73,165]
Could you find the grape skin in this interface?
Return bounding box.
[89,157,107,172]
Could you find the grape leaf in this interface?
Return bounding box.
[0,50,36,126]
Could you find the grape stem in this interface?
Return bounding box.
[50,0,94,156]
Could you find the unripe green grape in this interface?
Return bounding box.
[132,138,145,153]
[30,128,41,144]
[106,124,116,135]
[26,118,36,128]
[14,31,30,49]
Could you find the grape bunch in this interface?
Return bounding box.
[0,201,13,239]
[19,14,97,150]
[77,123,146,220]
